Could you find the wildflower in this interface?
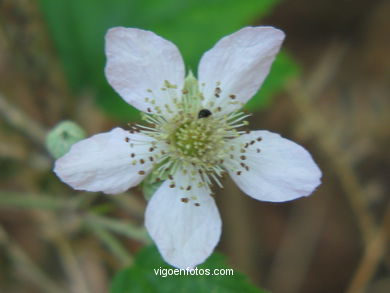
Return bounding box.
[54,27,322,269]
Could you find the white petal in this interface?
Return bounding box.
[198,26,285,114]
[224,130,321,202]
[54,128,157,194]
[145,169,221,268]
[105,27,185,116]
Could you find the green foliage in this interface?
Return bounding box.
[110,246,266,293]
[39,0,297,121]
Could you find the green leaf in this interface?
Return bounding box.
[110,246,266,293]
[38,0,284,121]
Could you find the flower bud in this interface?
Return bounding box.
[46,120,86,159]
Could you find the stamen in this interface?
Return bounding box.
[135,74,251,190]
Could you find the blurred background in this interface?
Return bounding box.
[0,0,389,292]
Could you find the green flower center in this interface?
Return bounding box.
[172,118,219,158]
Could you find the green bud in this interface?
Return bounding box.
[45,120,86,159]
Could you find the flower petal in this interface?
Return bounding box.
[224,130,321,202]
[198,26,285,114]
[105,27,185,116]
[145,169,221,268]
[54,128,157,194]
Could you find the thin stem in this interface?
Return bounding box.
[86,221,133,266]
[286,43,376,245]
[0,92,47,145]
[52,235,92,293]
[0,226,66,293]
[346,205,390,293]
[85,213,150,244]
[0,192,80,210]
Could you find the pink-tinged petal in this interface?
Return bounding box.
[145,169,221,268]
[105,27,185,116]
[224,130,321,202]
[54,128,157,194]
[198,26,285,114]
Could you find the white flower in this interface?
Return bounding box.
[54,26,322,269]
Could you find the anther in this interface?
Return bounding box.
[181,197,189,203]
[138,170,145,175]
[214,87,221,97]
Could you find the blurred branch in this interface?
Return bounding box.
[220,178,258,280]
[52,235,92,293]
[285,41,383,292]
[86,220,133,266]
[85,213,150,244]
[286,42,376,244]
[267,195,329,293]
[0,191,80,210]
[0,226,66,293]
[111,194,146,220]
[34,208,92,293]
[346,204,390,293]
[0,141,26,159]
[0,92,47,145]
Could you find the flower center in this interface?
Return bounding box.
[134,73,250,188]
[169,112,227,167]
[173,120,213,157]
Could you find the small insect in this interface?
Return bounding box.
[198,109,212,119]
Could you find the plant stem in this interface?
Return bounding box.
[0,226,66,293]
[85,213,150,244]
